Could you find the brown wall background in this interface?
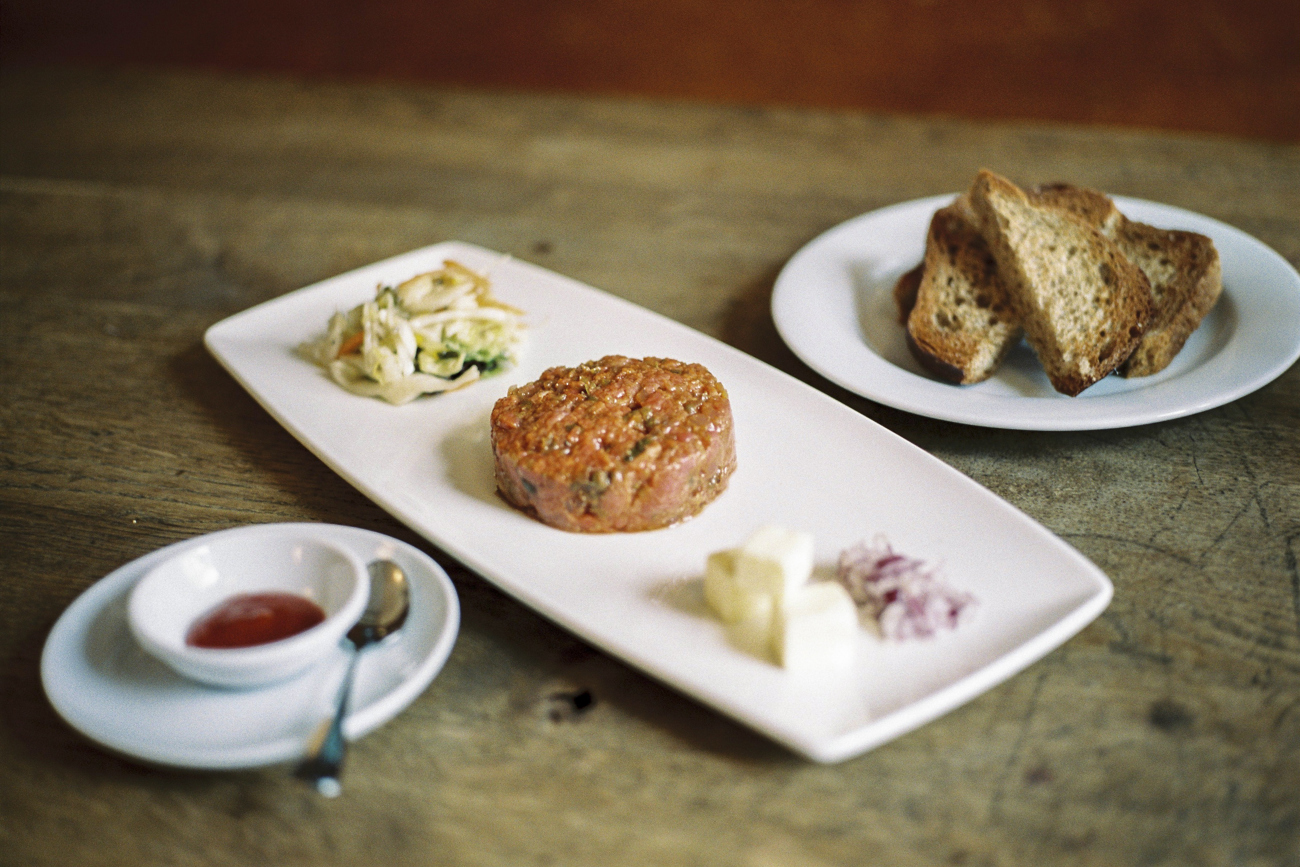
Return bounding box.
[3,0,1298,141]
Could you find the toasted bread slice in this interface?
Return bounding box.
[1029,182,1123,235]
[900,195,1021,384]
[892,263,923,323]
[969,170,1154,396]
[1030,182,1222,377]
[1111,221,1222,376]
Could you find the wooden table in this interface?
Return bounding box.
[2,67,1297,867]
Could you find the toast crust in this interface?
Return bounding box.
[892,264,923,324]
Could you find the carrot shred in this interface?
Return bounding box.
[337,331,364,357]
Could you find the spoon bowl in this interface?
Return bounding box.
[349,559,410,646]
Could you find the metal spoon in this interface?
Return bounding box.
[296,558,410,796]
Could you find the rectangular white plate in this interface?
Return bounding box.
[205,242,1112,762]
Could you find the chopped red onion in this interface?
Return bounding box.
[836,536,975,640]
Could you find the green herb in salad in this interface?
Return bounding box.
[300,259,525,404]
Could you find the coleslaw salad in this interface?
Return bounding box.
[300,259,525,404]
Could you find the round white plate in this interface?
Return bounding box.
[772,194,1300,430]
[41,523,459,770]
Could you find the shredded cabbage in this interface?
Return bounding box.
[836,535,975,641]
[300,259,525,404]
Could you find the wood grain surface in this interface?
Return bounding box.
[1,67,1298,867]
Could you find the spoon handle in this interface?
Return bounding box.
[295,649,362,797]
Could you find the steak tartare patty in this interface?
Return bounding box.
[491,356,737,532]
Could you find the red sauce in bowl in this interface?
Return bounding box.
[185,592,326,649]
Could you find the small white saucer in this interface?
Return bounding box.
[41,523,460,770]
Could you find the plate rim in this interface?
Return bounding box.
[39,522,460,770]
[771,192,1300,431]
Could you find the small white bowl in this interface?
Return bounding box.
[127,526,369,689]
